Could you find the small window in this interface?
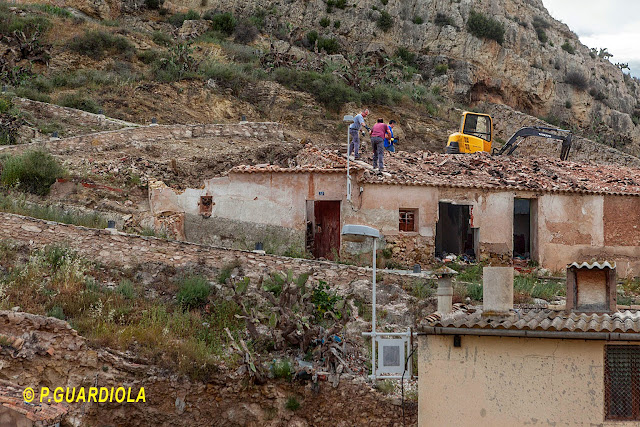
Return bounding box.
[399,209,417,232]
[199,195,213,217]
[605,345,640,420]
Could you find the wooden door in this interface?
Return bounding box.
[313,201,341,260]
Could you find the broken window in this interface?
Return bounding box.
[513,198,537,262]
[605,345,640,420]
[199,196,213,217]
[399,209,417,232]
[435,202,476,259]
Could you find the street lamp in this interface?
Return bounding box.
[341,224,380,378]
[343,115,354,202]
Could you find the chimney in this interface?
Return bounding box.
[566,262,616,312]
[482,266,514,315]
[435,266,457,314]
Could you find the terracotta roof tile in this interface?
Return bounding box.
[426,306,640,335]
[0,381,67,425]
[229,146,640,196]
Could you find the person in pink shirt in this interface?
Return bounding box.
[370,118,391,171]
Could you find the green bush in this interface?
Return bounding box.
[272,67,356,111]
[138,49,163,64]
[395,47,417,66]
[47,305,65,320]
[1,150,65,196]
[565,70,588,90]
[58,93,100,113]
[15,87,51,103]
[176,275,211,310]
[233,21,258,44]
[311,281,342,320]
[434,12,453,27]
[317,37,340,54]
[116,279,136,299]
[168,10,200,27]
[434,63,448,75]
[561,41,575,54]
[271,359,293,380]
[467,10,504,44]
[412,16,424,25]
[30,4,72,18]
[377,10,393,32]
[304,31,340,54]
[152,31,173,47]
[285,396,300,411]
[145,0,164,10]
[532,17,548,43]
[66,30,134,59]
[320,17,330,27]
[334,20,341,29]
[205,12,236,36]
[0,96,12,114]
[0,6,51,38]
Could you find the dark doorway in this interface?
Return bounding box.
[312,201,341,260]
[435,202,475,258]
[514,198,535,259]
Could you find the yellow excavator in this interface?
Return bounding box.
[445,111,573,160]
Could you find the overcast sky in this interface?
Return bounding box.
[542,0,640,77]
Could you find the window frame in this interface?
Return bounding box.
[399,208,418,233]
[605,344,640,421]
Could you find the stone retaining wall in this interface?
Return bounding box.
[13,97,138,130]
[45,122,285,150]
[0,213,417,289]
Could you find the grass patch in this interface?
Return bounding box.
[14,87,51,103]
[0,193,108,227]
[271,359,293,381]
[204,11,236,36]
[0,4,52,38]
[29,4,72,18]
[57,92,100,113]
[514,275,565,302]
[66,30,134,59]
[116,279,136,299]
[1,150,65,196]
[0,244,244,382]
[176,275,210,310]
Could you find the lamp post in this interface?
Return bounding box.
[341,224,380,378]
[343,115,354,202]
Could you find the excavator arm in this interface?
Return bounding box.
[493,126,572,160]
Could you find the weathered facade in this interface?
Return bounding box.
[419,263,640,426]
[150,146,640,276]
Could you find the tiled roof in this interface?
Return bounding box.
[228,146,640,196]
[359,150,640,196]
[230,145,364,174]
[0,381,67,425]
[423,305,640,337]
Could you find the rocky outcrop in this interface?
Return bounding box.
[171,0,640,156]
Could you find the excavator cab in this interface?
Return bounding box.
[445,112,493,154]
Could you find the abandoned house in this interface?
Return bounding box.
[419,263,640,425]
[149,145,640,276]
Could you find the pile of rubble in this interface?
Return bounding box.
[356,150,640,195]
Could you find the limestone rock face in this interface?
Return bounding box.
[166,0,639,151]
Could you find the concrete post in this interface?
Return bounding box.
[483,266,514,315]
[436,275,453,314]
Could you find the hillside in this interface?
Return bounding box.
[3,0,640,160]
[4,1,640,424]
